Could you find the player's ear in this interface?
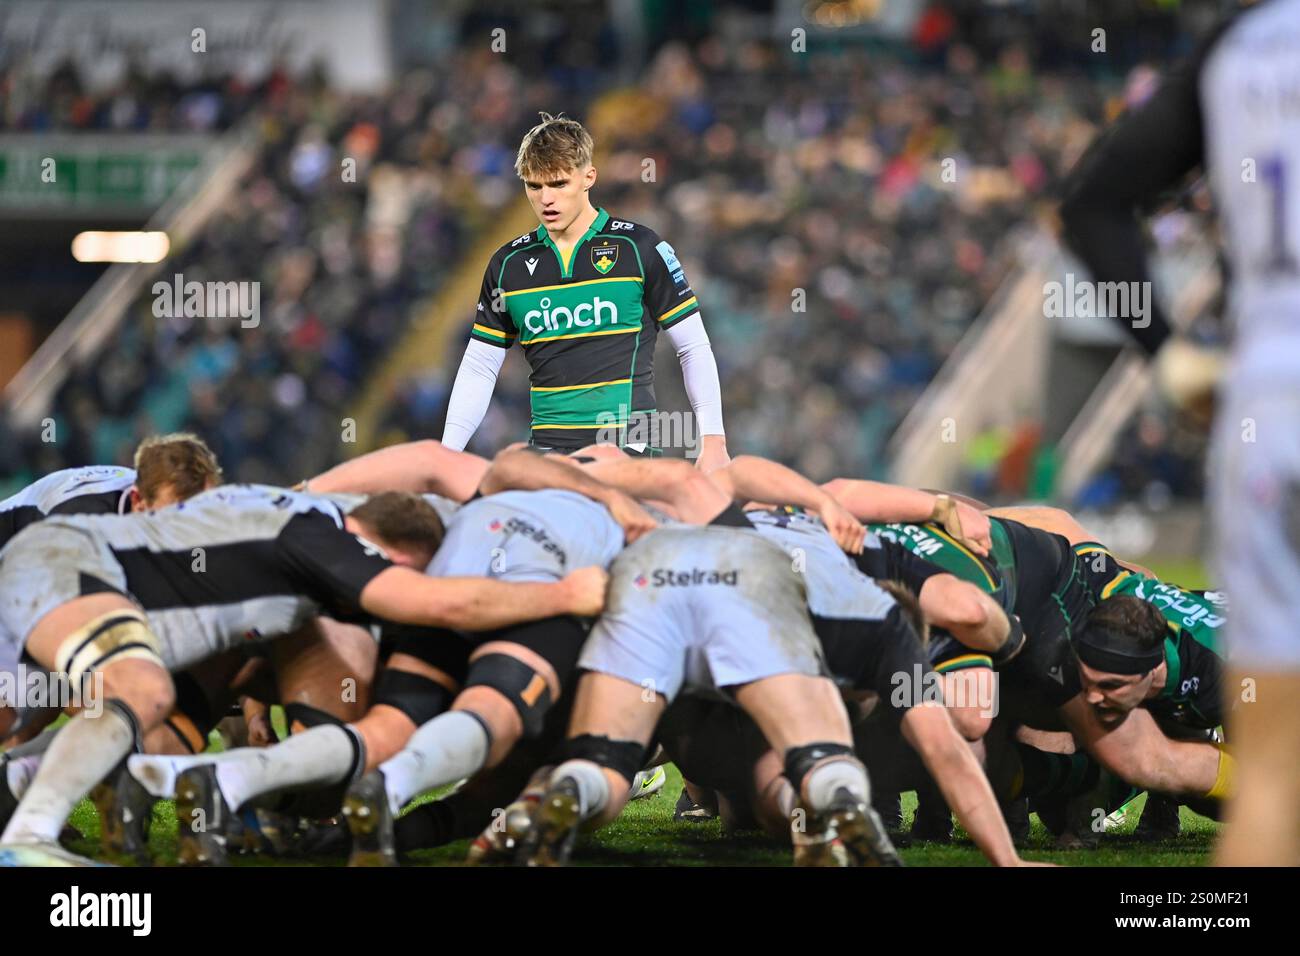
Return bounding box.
[129,485,145,511]
[584,164,597,189]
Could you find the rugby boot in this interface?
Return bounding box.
[90,763,155,864]
[823,786,904,867]
[518,775,583,867]
[791,806,850,867]
[1133,792,1182,842]
[673,786,717,823]
[629,765,667,801]
[175,764,232,866]
[910,788,954,843]
[342,770,397,867]
[467,791,540,865]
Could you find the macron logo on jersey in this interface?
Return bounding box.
[526,257,539,275]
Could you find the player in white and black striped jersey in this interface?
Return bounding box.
[118,447,657,865]
[2,434,226,748]
[0,483,607,866]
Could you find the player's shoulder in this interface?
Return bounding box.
[597,213,672,252]
[489,226,547,264]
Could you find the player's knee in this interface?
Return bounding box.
[60,607,173,729]
[463,653,553,740]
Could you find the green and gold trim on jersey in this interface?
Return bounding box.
[657,295,698,326]
[933,653,995,674]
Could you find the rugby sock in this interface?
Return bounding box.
[1015,744,1100,799]
[127,749,247,799]
[804,758,870,814]
[551,759,610,819]
[5,755,42,800]
[2,707,134,845]
[1206,747,1235,801]
[214,724,361,812]
[378,711,490,815]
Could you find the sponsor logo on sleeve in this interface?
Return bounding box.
[655,240,688,290]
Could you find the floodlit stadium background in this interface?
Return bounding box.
[0,0,1232,571]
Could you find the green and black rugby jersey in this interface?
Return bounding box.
[870,518,1096,709]
[1073,543,1228,730]
[468,208,700,451]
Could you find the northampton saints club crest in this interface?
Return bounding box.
[591,243,619,274]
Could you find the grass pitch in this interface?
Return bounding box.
[62,762,1218,867]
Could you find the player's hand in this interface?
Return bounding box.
[247,710,276,747]
[241,696,276,747]
[1155,337,1225,419]
[561,566,609,617]
[694,436,731,475]
[943,497,992,556]
[818,497,866,555]
[604,490,659,544]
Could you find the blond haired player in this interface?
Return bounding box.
[442,113,729,472]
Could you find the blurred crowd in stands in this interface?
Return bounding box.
[0,60,263,132]
[0,51,567,490]
[1,3,1227,506]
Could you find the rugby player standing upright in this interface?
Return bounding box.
[1059,0,1300,865]
[441,113,730,471]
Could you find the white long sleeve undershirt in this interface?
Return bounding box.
[441,339,506,451]
[665,313,725,436]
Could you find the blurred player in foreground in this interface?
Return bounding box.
[1060,0,1300,865]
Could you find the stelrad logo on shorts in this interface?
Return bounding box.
[639,568,740,587]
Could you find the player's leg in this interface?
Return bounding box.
[1215,673,1300,865]
[124,618,386,864]
[365,617,582,817]
[343,617,582,864]
[2,594,174,864]
[128,619,380,802]
[93,664,241,860]
[519,670,665,866]
[732,672,901,866]
[1212,392,1300,865]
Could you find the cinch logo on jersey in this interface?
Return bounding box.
[1132,580,1226,631]
[50,886,151,936]
[522,295,620,335]
[642,568,740,587]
